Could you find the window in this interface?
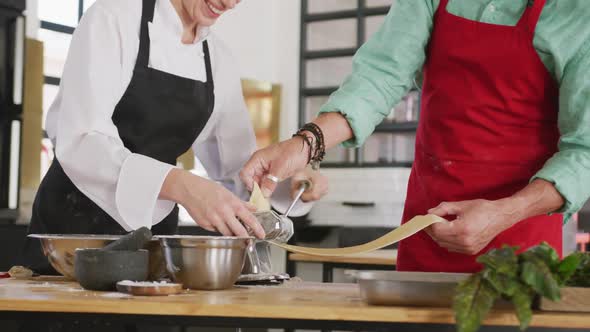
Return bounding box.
[299,0,419,167]
[38,0,94,176]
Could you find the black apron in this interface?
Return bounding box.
[20,0,215,274]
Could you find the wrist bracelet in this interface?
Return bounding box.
[292,133,314,165]
[294,122,326,170]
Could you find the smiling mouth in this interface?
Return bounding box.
[205,0,225,16]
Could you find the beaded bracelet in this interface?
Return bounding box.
[293,123,326,170]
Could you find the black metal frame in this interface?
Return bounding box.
[0,5,25,219]
[298,0,418,168]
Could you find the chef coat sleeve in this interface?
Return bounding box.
[53,4,175,231]
[532,42,590,221]
[193,42,312,216]
[317,0,435,147]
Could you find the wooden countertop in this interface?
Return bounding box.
[289,249,397,265]
[0,277,589,329]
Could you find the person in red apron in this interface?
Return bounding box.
[240,0,590,272]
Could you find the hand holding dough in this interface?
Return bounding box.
[249,182,271,212]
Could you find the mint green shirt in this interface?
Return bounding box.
[319,0,590,216]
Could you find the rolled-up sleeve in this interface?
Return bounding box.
[318,0,435,147]
[533,41,590,220]
[53,5,175,231]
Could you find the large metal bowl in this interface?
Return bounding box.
[28,234,166,280]
[159,235,252,290]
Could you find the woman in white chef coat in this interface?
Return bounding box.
[21,0,327,274]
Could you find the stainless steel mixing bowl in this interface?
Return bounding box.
[159,235,252,290]
[28,234,166,280]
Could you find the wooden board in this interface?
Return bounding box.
[540,287,590,313]
[1,278,590,329]
[21,39,44,189]
[289,249,397,265]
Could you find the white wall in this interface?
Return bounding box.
[25,0,40,38]
[212,0,301,139]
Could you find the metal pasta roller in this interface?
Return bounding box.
[238,180,312,284]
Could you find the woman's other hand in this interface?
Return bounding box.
[160,169,265,238]
[291,168,329,202]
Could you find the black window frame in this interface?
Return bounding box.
[41,0,86,87]
[298,0,418,168]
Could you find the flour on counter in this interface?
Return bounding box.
[101,292,131,298]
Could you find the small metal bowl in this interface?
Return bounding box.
[158,235,253,290]
[28,234,165,280]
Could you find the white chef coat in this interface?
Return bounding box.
[45,0,310,232]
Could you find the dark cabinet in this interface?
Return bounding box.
[0,224,27,271]
[0,0,25,11]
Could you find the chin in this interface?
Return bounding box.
[198,16,217,27]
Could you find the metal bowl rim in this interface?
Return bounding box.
[156,235,254,240]
[29,234,122,240]
[28,234,159,241]
[74,248,149,253]
[356,271,471,283]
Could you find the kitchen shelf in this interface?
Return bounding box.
[302,87,339,97]
[304,48,357,60]
[299,1,409,168]
[374,121,418,133]
[304,10,359,22]
[304,6,390,22]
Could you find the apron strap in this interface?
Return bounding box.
[203,40,214,91]
[137,0,156,69]
[517,0,547,36]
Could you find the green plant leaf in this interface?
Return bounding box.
[511,288,533,331]
[454,274,499,332]
[557,253,581,285]
[477,246,518,276]
[525,243,560,271]
[482,269,519,297]
[567,252,590,287]
[520,257,561,301]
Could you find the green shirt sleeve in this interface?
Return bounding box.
[533,40,590,219]
[318,0,436,147]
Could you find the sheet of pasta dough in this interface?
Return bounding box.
[269,214,446,256]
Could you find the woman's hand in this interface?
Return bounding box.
[240,137,310,198]
[291,168,329,202]
[161,169,265,238]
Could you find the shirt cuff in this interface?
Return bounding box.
[319,101,378,148]
[532,159,580,223]
[269,181,313,217]
[116,154,176,230]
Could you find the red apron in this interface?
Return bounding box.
[397,0,563,273]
